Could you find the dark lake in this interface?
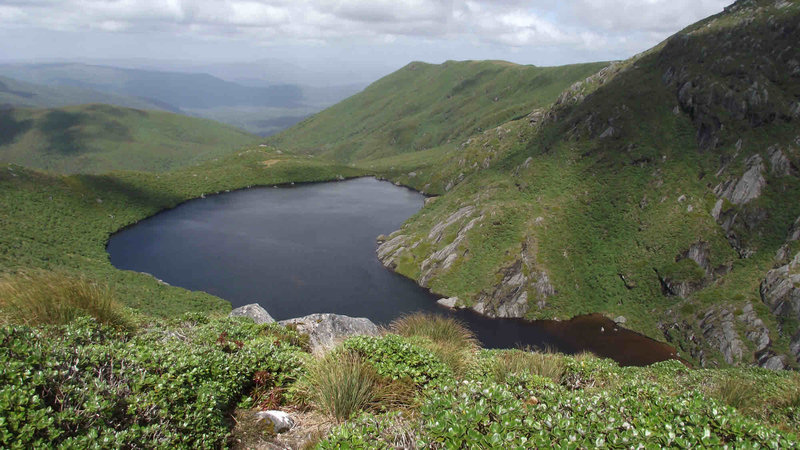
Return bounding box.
[107,177,680,366]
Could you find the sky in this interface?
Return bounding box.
[0,0,732,85]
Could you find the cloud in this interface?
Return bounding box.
[0,0,731,63]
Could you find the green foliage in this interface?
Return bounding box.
[294,351,413,423]
[0,316,304,448]
[317,412,418,449]
[389,313,478,374]
[488,349,566,384]
[320,356,799,448]
[713,376,760,411]
[342,334,451,387]
[0,104,259,174]
[0,270,133,329]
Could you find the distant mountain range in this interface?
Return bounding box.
[0,63,366,136]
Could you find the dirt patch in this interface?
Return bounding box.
[260,160,282,168]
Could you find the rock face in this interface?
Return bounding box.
[714,154,766,205]
[697,303,781,369]
[700,308,744,365]
[230,304,275,324]
[279,313,380,353]
[471,239,555,319]
[255,410,294,434]
[760,251,800,365]
[767,144,796,177]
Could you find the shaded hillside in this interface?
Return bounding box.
[0,75,176,112]
[268,60,608,162]
[0,104,259,173]
[367,0,800,370]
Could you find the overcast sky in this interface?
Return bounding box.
[0,0,731,85]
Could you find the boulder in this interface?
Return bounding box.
[255,410,294,433]
[279,313,380,353]
[230,304,275,324]
[437,297,462,309]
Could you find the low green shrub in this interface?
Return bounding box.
[318,411,418,449]
[0,270,133,329]
[342,334,451,387]
[0,316,304,448]
[416,376,797,448]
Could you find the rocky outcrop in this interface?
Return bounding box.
[767,144,797,177]
[714,154,766,205]
[279,313,380,353]
[437,297,463,309]
[760,251,800,365]
[760,252,800,320]
[700,308,744,365]
[658,241,730,299]
[471,239,554,318]
[419,214,482,286]
[230,304,275,324]
[697,303,781,369]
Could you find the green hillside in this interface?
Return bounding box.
[268,60,608,162]
[0,75,176,111]
[0,104,259,173]
[371,0,800,369]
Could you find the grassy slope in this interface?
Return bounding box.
[371,0,800,367]
[0,104,259,173]
[0,149,364,317]
[268,60,608,162]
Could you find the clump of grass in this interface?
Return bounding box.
[713,377,759,410]
[389,312,479,373]
[491,349,566,384]
[0,270,132,329]
[295,351,413,423]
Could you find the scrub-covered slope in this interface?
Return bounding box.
[0,104,259,173]
[373,0,800,369]
[267,60,608,162]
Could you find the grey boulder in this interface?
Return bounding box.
[230,303,275,324]
[280,313,380,353]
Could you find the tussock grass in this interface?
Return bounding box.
[295,351,414,423]
[389,312,479,373]
[0,270,132,329]
[713,377,759,410]
[491,349,566,384]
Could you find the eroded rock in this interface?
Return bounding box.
[279,313,380,353]
[700,308,744,365]
[714,154,766,205]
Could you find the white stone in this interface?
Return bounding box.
[255,410,294,433]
